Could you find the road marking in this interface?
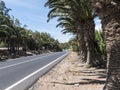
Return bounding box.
[0,53,52,70]
[5,52,68,90]
[7,53,51,62]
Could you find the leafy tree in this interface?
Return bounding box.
[0,1,10,42]
[60,42,70,50]
[68,37,78,51]
[95,30,105,55]
[0,0,62,59]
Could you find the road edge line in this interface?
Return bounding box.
[5,52,69,90]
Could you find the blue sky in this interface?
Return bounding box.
[3,0,101,42]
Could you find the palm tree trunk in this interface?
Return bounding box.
[85,19,95,66]
[77,25,87,63]
[76,33,80,55]
[92,1,120,89]
[102,13,120,90]
[7,41,10,51]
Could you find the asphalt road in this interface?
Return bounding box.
[0,51,69,90]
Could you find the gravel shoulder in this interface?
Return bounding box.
[29,52,106,90]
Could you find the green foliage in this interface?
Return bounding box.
[95,30,105,55]
[32,32,62,51]
[94,30,106,68]
[68,37,77,51]
[0,1,62,53]
[59,37,78,51]
[0,42,5,47]
[60,42,70,50]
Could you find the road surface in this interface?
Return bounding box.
[0,51,69,90]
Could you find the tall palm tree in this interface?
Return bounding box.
[0,0,10,43]
[45,0,87,62]
[45,0,95,65]
[56,17,83,53]
[92,0,120,90]
[77,0,95,65]
[0,1,18,54]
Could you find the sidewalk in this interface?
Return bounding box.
[29,52,106,90]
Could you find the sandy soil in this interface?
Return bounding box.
[29,52,106,90]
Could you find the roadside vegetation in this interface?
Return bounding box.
[0,1,62,60]
[0,0,120,90]
[45,0,105,67]
[45,0,120,90]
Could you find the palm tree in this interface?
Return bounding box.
[92,0,120,90]
[45,0,87,62]
[56,17,82,53]
[0,0,10,43]
[76,0,95,65]
[0,1,18,54]
[45,0,96,65]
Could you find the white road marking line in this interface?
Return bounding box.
[7,53,51,62]
[0,54,52,70]
[5,52,68,90]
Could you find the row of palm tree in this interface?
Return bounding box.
[45,0,96,66]
[45,0,120,90]
[0,1,62,57]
